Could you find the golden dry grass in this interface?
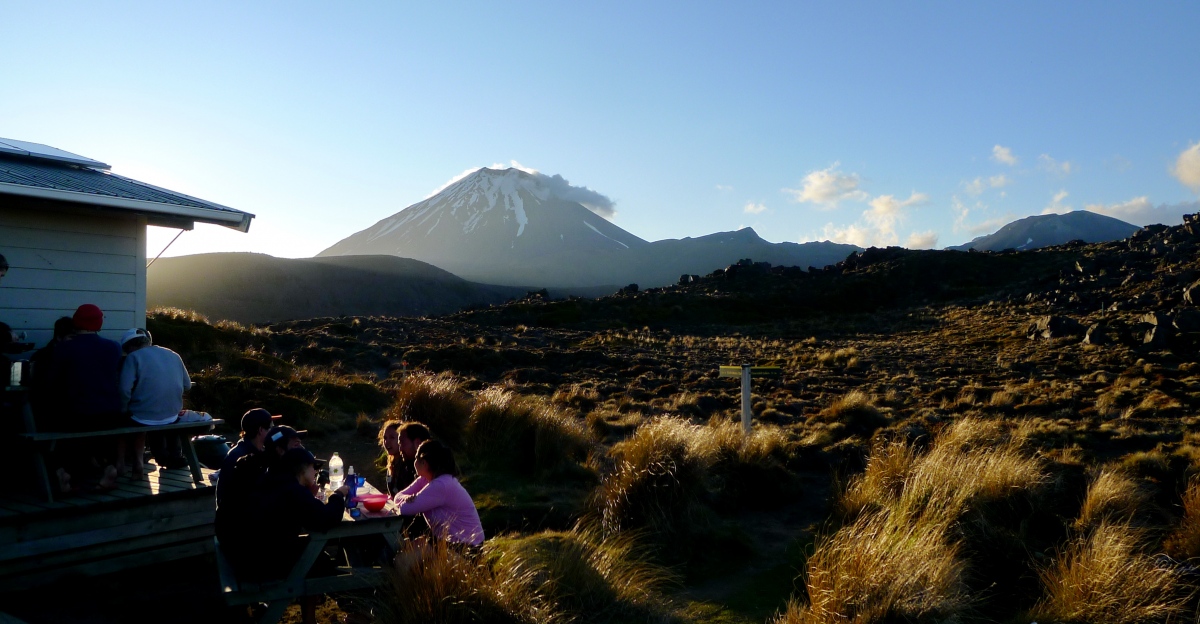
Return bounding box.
[1164,478,1200,560]
[776,511,970,624]
[1030,522,1194,624]
[466,386,594,474]
[387,371,473,449]
[1075,470,1153,532]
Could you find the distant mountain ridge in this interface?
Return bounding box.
[147,253,524,324]
[949,211,1139,252]
[318,167,858,287]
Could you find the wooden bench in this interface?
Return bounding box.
[214,534,392,624]
[16,418,224,502]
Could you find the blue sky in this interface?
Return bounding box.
[3,1,1198,258]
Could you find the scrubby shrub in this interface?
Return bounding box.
[466,387,594,475]
[388,371,473,449]
[1030,522,1194,624]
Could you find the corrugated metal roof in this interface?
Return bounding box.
[0,154,243,214]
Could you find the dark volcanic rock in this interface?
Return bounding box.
[1082,322,1110,346]
[1028,315,1084,340]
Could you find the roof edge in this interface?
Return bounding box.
[0,181,254,232]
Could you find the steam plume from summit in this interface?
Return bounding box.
[427,161,616,219]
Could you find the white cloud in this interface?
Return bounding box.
[1172,142,1200,193]
[715,184,733,192]
[1085,197,1200,226]
[906,231,939,249]
[821,191,929,247]
[783,162,869,208]
[964,174,1011,196]
[952,195,1013,237]
[743,201,767,215]
[992,145,1018,166]
[1038,154,1074,177]
[1041,189,1072,215]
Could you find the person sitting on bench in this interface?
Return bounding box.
[256,449,348,580]
[117,328,192,476]
[221,408,279,474]
[379,420,430,497]
[49,304,122,492]
[394,440,485,548]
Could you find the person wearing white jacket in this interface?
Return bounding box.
[118,328,191,476]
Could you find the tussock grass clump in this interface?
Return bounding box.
[1031,522,1195,624]
[594,418,712,541]
[593,417,792,543]
[798,417,1049,622]
[488,523,677,623]
[1075,470,1154,532]
[379,539,552,624]
[1164,478,1200,560]
[777,511,970,624]
[814,390,886,435]
[552,383,600,411]
[466,387,594,475]
[388,371,473,449]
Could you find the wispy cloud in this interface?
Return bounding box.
[1172,142,1200,193]
[820,191,930,247]
[992,145,1018,166]
[1085,197,1200,226]
[715,184,733,192]
[1038,154,1074,177]
[743,201,767,215]
[952,195,1013,237]
[1041,189,1072,215]
[964,174,1011,196]
[783,162,868,208]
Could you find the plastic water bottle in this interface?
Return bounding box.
[329,452,344,489]
[346,466,357,508]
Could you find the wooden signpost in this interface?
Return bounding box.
[718,364,782,433]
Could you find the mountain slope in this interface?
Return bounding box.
[319,167,857,288]
[949,210,1139,252]
[148,253,524,324]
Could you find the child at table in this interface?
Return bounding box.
[394,440,485,548]
[254,448,348,581]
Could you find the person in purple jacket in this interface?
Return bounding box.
[394,440,485,548]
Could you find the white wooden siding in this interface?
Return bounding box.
[0,206,146,347]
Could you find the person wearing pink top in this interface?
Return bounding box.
[394,440,485,547]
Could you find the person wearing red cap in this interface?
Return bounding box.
[48,304,122,491]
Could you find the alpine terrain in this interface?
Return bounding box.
[318,167,857,288]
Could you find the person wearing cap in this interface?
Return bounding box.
[117,328,192,476]
[255,449,348,580]
[221,408,279,474]
[47,304,122,491]
[379,420,431,497]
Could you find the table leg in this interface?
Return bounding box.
[179,432,204,485]
[34,445,54,503]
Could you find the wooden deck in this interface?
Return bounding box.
[0,463,217,591]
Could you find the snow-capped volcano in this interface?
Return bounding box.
[320,167,858,288]
[318,168,646,285]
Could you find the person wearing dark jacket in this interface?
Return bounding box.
[49,304,121,491]
[256,449,347,582]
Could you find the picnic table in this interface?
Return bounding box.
[5,385,221,501]
[216,480,405,624]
